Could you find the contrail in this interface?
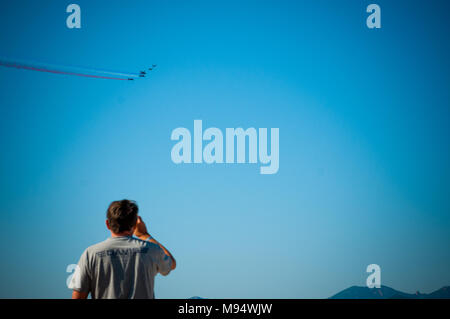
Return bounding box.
[0,58,147,80]
[0,60,130,81]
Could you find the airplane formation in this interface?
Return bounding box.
[0,58,157,81]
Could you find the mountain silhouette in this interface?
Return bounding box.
[330,285,450,299]
[426,286,450,299]
[187,286,450,299]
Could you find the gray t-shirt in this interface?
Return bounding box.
[69,236,172,299]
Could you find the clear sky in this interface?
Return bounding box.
[0,0,449,298]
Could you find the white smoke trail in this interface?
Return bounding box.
[0,57,144,80]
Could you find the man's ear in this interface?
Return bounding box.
[106,219,110,230]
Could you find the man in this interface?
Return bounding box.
[69,199,176,299]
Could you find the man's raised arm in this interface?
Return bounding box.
[134,216,177,270]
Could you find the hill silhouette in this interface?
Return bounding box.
[330,285,450,299]
[187,286,450,299]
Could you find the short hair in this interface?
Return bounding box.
[106,199,138,233]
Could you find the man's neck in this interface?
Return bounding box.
[110,231,133,238]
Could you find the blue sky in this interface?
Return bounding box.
[0,0,449,298]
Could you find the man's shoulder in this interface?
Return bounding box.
[83,239,111,255]
[84,237,158,256]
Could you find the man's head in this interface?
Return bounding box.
[106,199,139,235]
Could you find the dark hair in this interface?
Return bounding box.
[106,199,138,233]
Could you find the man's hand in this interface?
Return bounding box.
[134,216,150,240]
